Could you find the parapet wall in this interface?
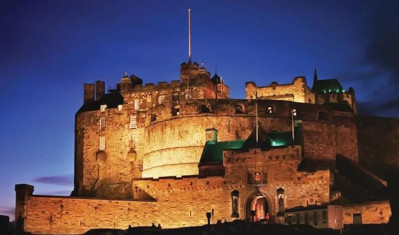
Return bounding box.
[246,78,315,104]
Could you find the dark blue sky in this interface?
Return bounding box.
[1,0,398,220]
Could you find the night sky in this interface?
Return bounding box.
[1,0,398,220]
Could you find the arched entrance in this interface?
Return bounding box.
[246,192,270,222]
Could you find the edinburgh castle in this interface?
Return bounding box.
[14,12,399,235]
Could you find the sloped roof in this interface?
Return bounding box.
[199,127,300,166]
[312,79,343,93]
[199,140,245,165]
[211,73,222,84]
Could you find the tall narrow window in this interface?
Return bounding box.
[277,188,285,216]
[134,100,140,110]
[99,117,106,130]
[99,136,105,151]
[231,190,239,218]
[129,115,137,129]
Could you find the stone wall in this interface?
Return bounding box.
[357,116,399,173]
[245,78,315,104]
[23,195,156,234]
[342,200,391,224]
[75,98,357,197]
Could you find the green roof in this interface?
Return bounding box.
[312,79,343,94]
[199,127,301,166]
[199,140,245,165]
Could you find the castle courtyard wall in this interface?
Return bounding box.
[342,200,391,224]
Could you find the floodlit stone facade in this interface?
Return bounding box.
[15,59,393,234]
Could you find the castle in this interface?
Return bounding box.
[14,11,398,235]
[14,58,394,234]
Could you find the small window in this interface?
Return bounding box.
[172,92,179,101]
[235,104,244,114]
[158,95,165,105]
[151,114,157,122]
[146,94,152,103]
[100,104,107,112]
[353,213,362,224]
[172,106,180,116]
[313,211,318,225]
[117,104,123,111]
[296,213,301,224]
[266,106,274,114]
[99,117,106,130]
[129,115,137,129]
[134,100,140,110]
[99,136,105,150]
[322,210,327,223]
[200,105,211,113]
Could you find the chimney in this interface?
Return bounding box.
[96,81,105,101]
[83,83,95,103]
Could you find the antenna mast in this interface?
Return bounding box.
[188,8,192,61]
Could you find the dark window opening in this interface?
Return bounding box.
[172,107,180,116]
[313,211,318,225]
[236,105,244,114]
[151,114,157,122]
[172,92,179,101]
[200,105,211,113]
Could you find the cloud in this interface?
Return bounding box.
[364,1,399,89]
[33,174,73,186]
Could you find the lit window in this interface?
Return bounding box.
[146,94,152,103]
[231,190,239,218]
[134,100,140,110]
[99,117,106,130]
[129,115,137,129]
[99,136,105,150]
[158,95,165,105]
[117,104,123,111]
[267,106,274,114]
[100,104,107,112]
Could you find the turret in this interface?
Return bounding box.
[83,83,95,103]
[120,72,132,92]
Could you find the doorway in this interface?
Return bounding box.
[247,194,270,222]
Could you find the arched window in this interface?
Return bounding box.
[231,190,239,218]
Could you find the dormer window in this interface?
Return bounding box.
[100,104,107,112]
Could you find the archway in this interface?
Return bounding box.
[247,192,270,222]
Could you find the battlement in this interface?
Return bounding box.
[224,145,302,166]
